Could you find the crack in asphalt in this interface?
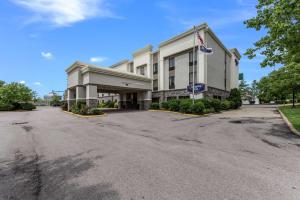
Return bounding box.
[175,136,203,144]
[261,139,282,148]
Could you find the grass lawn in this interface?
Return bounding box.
[279,105,300,132]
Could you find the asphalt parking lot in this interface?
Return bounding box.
[0,105,299,200]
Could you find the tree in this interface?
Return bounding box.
[0,80,5,87]
[257,63,300,107]
[249,80,259,103]
[50,94,61,106]
[0,82,35,104]
[238,78,249,100]
[244,0,300,67]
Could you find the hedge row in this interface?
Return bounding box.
[0,102,36,111]
[150,89,242,115]
[70,102,104,115]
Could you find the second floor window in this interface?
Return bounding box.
[137,65,146,75]
[169,76,175,89]
[153,63,158,74]
[169,57,175,71]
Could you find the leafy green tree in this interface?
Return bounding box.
[244,0,300,67]
[0,80,5,87]
[0,82,35,104]
[50,94,61,106]
[249,80,259,102]
[238,78,249,100]
[257,63,300,107]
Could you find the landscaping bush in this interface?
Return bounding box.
[161,101,169,110]
[88,108,104,115]
[106,100,115,108]
[168,99,180,112]
[204,107,215,114]
[19,103,36,111]
[179,99,192,113]
[114,101,119,108]
[197,98,212,109]
[190,101,205,114]
[150,102,160,110]
[61,101,68,111]
[71,102,85,114]
[71,103,104,115]
[228,88,242,109]
[210,99,222,112]
[0,102,14,111]
[221,100,231,110]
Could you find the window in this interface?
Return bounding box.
[169,76,175,89]
[169,57,175,71]
[235,59,239,66]
[140,67,145,75]
[153,79,158,91]
[153,63,158,74]
[137,65,146,75]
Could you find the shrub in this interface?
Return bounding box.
[228,88,242,109]
[106,100,115,108]
[197,98,212,109]
[221,100,231,110]
[210,99,222,112]
[161,101,169,110]
[150,102,160,110]
[61,101,68,111]
[179,99,192,113]
[114,102,119,108]
[190,101,205,114]
[19,103,36,111]
[0,102,14,111]
[88,108,104,115]
[204,107,215,114]
[71,103,86,114]
[168,99,180,111]
[99,102,106,108]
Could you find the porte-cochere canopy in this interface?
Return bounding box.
[66,61,152,110]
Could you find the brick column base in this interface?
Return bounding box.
[86,99,98,108]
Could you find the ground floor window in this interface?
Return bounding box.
[152,97,159,103]
[167,96,176,101]
[169,76,175,89]
[179,96,189,99]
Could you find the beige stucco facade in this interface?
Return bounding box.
[66,23,241,110]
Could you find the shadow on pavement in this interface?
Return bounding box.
[0,150,120,200]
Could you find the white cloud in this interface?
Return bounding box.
[19,80,26,84]
[90,56,107,63]
[12,0,119,27]
[157,1,256,30]
[34,82,42,86]
[41,52,53,60]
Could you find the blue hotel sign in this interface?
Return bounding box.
[187,83,206,94]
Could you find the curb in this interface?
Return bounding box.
[62,110,106,118]
[148,109,210,117]
[278,109,300,136]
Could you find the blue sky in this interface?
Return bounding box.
[0,0,274,97]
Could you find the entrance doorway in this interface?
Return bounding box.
[125,93,139,109]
